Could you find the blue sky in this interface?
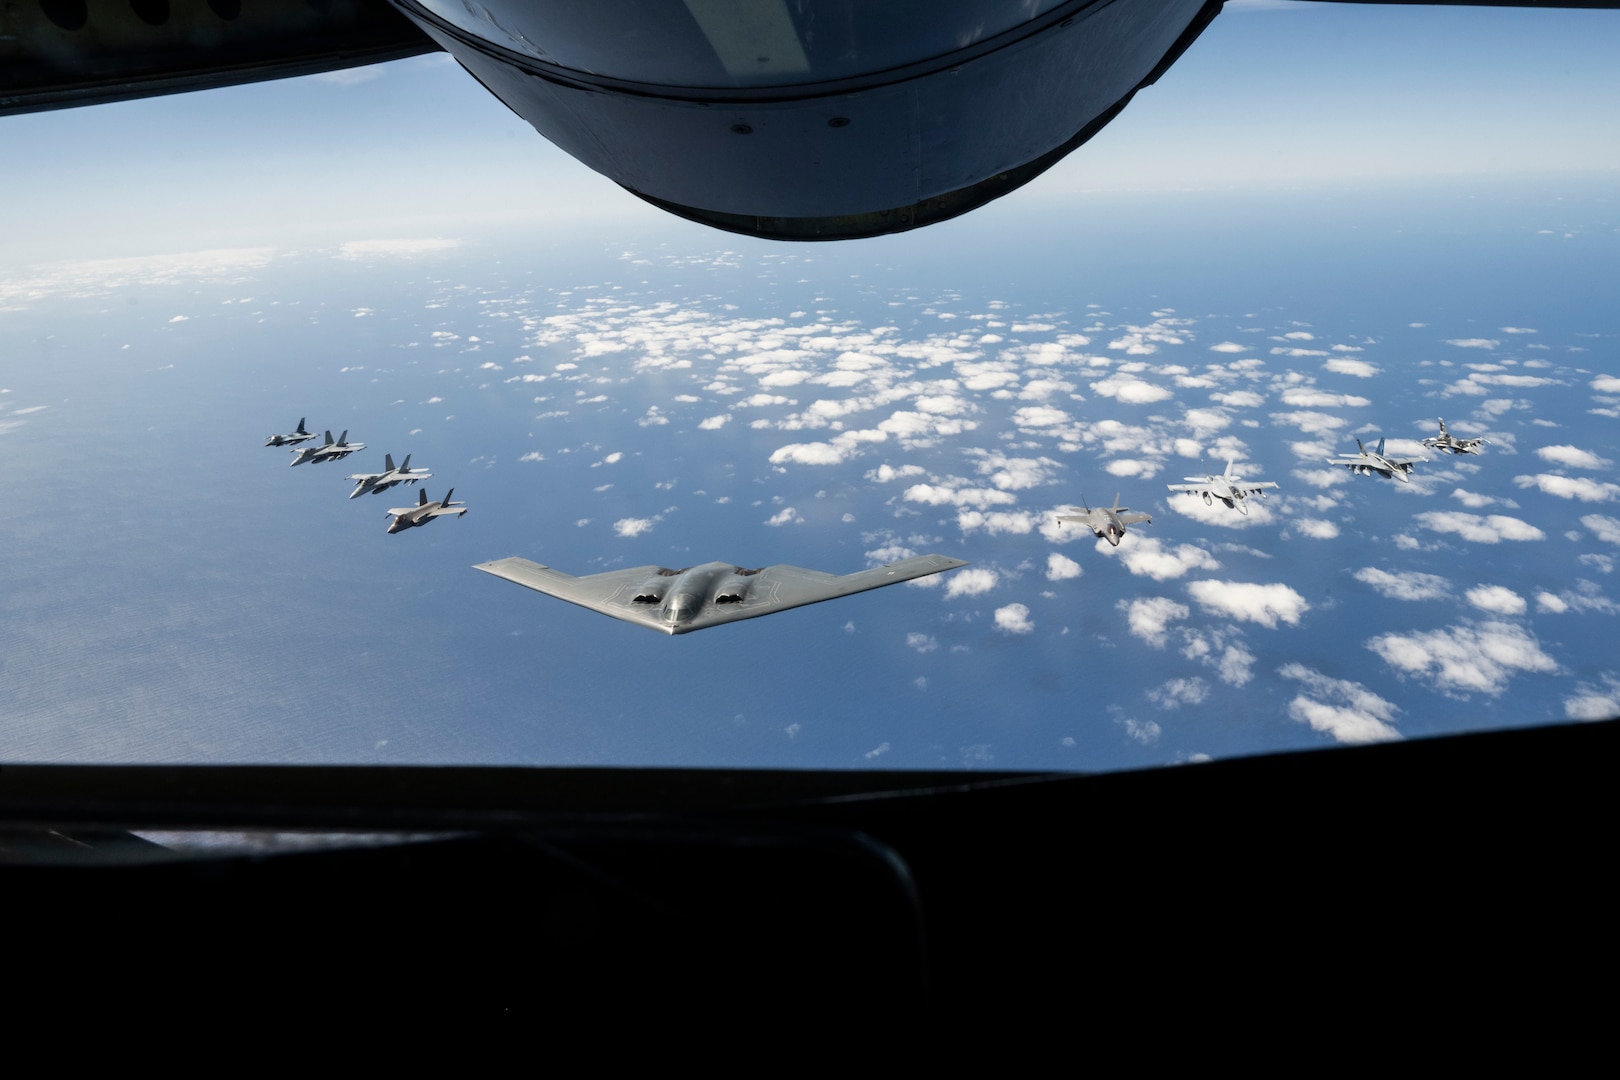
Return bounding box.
[3,3,1617,263]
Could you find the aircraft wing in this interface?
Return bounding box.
[425,506,467,517]
[1116,512,1153,526]
[1055,511,1100,526]
[1166,484,1208,495]
[1240,482,1278,494]
[473,555,968,634]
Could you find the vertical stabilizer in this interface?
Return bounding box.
[337,430,348,446]
[1224,458,1236,477]
[400,454,411,471]
[418,489,428,506]
[444,488,455,505]
[296,417,308,434]
[384,453,395,471]
[324,430,335,445]
[1375,438,1385,456]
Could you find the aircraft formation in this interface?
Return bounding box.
[1054,418,1487,545]
[264,414,1487,635]
[264,419,466,536]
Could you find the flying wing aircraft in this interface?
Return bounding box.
[1328,438,1425,484]
[290,430,365,467]
[10,1,1614,241]
[473,554,968,635]
[386,488,466,533]
[1055,494,1152,547]
[348,453,432,499]
[264,418,317,448]
[1422,418,1488,456]
[1167,460,1277,516]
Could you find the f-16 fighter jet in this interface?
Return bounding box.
[1422,418,1488,456]
[265,418,317,447]
[386,489,466,534]
[1328,438,1424,484]
[1056,494,1152,547]
[289,430,365,466]
[473,554,968,636]
[347,454,431,499]
[1167,460,1278,516]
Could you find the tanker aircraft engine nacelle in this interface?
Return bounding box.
[384,0,1221,240]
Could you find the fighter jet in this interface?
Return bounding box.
[473,554,968,636]
[1056,494,1152,547]
[265,418,317,448]
[1167,460,1278,516]
[1328,438,1425,484]
[289,430,365,466]
[1422,418,1488,456]
[386,489,466,534]
[347,453,432,499]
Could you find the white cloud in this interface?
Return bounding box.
[1323,358,1379,378]
[944,568,999,598]
[866,463,926,483]
[1367,621,1557,697]
[1166,492,1277,528]
[994,604,1035,634]
[1279,663,1402,744]
[764,507,802,526]
[613,517,657,538]
[1117,597,1189,648]
[1536,445,1611,470]
[1186,580,1309,628]
[1108,537,1220,581]
[1354,567,1451,601]
[519,451,545,462]
[1563,677,1620,721]
[1294,519,1339,539]
[1090,375,1174,404]
[906,633,939,654]
[1149,677,1209,709]
[167,314,189,323]
[1583,515,1620,544]
[769,441,850,466]
[1209,342,1247,353]
[1445,338,1499,350]
[1591,375,1620,394]
[1500,327,1537,335]
[1181,628,1256,687]
[1512,474,1620,502]
[1045,553,1082,582]
[1279,388,1370,408]
[1413,511,1546,544]
[337,238,459,259]
[1465,584,1527,616]
[698,414,732,430]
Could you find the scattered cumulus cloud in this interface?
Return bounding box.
[1186,580,1309,629]
[1279,664,1402,744]
[994,604,1034,634]
[1367,621,1556,697]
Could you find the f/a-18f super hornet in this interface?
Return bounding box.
[473,554,968,635]
[289,430,365,467]
[1167,460,1278,516]
[264,418,317,448]
[348,454,432,499]
[1422,418,1488,456]
[386,489,466,533]
[1329,438,1424,484]
[1056,494,1152,547]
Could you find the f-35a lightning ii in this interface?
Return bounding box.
[265,418,317,447]
[1329,438,1424,484]
[1167,460,1278,516]
[348,453,431,499]
[290,430,365,466]
[1056,494,1152,547]
[386,489,466,533]
[1422,418,1488,456]
[473,554,968,635]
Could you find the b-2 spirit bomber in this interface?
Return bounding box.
[474,555,967,635]
[1167,460,1278,516]
[1056,494,1152,547]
